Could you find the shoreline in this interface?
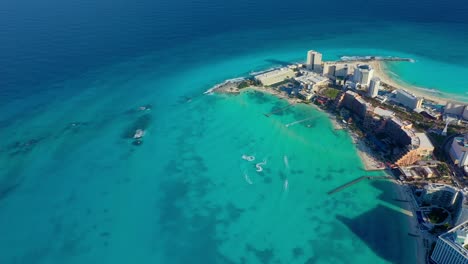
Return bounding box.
[371,61,468,104]
[207,56,455,263]
[212,83,427,263]
[393,182,427,264]
[235,86,386,171]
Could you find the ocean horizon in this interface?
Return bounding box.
[1,0,467,263]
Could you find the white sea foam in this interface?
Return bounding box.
[283,155,289,168]
[255,159,267,172]
[244,171,253,185]
[242,154,255,162]
[203,77,245,95]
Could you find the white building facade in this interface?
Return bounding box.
[368,77,380,98]
[306,50,322,72]
[394,90,423,110]
[353,64,374,86]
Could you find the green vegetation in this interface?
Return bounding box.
[427,208,449,224]
[436,163,450,177]
[322,88,340,100]
[237,81,249,89]
[464,244,468,250]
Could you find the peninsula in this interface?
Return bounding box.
[207,50,468,264]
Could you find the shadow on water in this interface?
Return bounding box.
[370,180,408,207]
[337,204,411,264]
[264,59,295,67]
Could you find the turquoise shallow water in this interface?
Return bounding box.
[1,48,418,263]
[1,8,468,262]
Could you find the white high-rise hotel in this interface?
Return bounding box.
[306,50,322,71]
[368,77,380,98]
[353,64,374,86]
[431,220,468,264]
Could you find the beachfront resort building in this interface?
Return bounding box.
[445,102,468,121]
[373,107,395,118]
[294,71,329,93]
[353,64,374,87]
[449,134,468,168]
[254,68,295,86]
[339,90,373,120]
[384,117,434,166]
[323,63,351,79]
[431,220,468,264]
[368,77,380,98]
[423,184,463,211]
[394,89,423,111]
[306,50,322,72]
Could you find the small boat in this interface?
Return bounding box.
[133,129,145,139]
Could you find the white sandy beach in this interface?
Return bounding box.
[393,182,427,264]
[369,61,468,104]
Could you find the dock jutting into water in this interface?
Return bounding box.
[337,56,414,63]
[327,175,393,195]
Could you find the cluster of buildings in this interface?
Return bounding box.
[252,49,468,263]
[335,90,434,167]
[384,117,434,166]
[248,48,468,263]
[253,53,329,98]
[255,50,384,98]
[253,49,466,175]
[415,183,468,264]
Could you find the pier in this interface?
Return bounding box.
[264,103,294,117]
[338,56,414,63]
[327,175,393,195]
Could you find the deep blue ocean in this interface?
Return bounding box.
[1,0,468,263]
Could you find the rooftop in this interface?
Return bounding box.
[295,71,328,85]
[357,64,371,71]
[396,89,419,100]
[390,117,412,128]
[345,90,359,97]
[416,133,434,149]
[454,135,468,149]
[374,107,394,117]
[440,220,468,259]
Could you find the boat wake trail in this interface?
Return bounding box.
[285,116,317,128]
[283,155,289,169]
[244,171,253,185]
[255,159,267,172]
